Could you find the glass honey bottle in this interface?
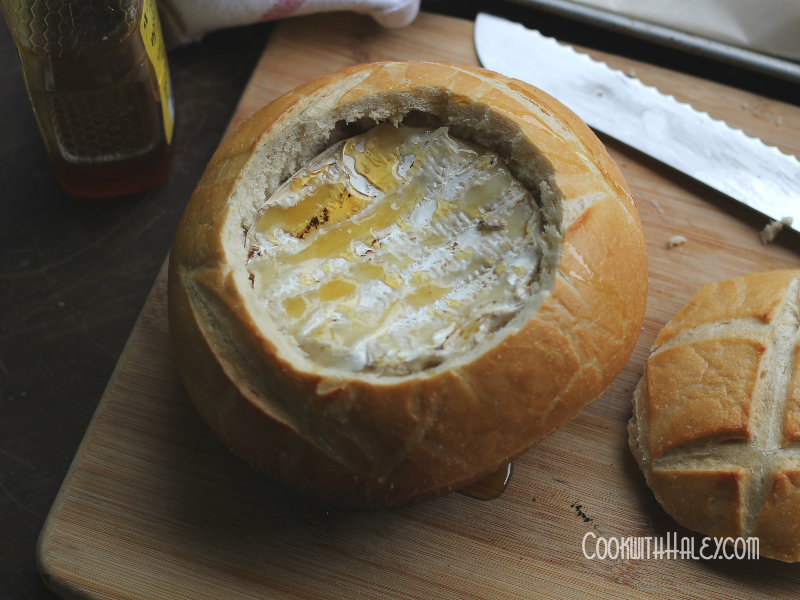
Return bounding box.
[1,0,175,198]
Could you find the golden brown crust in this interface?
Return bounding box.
[646,337,765,458]
[650,468,746,538]
[783,347,800,443]
[654,269,797,346]
[630,269,800,561]
[169,61,648,508]
[754,470,800,562]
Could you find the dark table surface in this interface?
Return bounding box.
[1,2,798,598]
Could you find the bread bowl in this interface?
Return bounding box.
[629,269,800,561]
[168,61,647,508]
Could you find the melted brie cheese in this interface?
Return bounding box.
[246,123,543,375]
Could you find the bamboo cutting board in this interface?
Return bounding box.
[38,12,800,600]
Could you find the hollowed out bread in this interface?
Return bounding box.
[168,61,647,508]
[629,270,800,561]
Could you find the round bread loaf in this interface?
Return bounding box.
[168,61,647,508]
[629,269,800,561]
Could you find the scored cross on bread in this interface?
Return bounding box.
[630,269,800,561]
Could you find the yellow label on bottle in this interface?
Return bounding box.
[140,0,174,144]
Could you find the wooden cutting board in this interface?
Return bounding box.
[38,12,800,600]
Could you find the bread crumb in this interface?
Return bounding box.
[650,198,665,216]
[760,216,793,244]
[667,235,687,248]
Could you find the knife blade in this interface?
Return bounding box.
[474,13,799,233]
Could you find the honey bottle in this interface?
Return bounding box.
[1,0,175,199]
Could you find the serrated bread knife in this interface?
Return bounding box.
[475,13,799,233]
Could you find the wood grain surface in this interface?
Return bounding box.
[37,11,800,600]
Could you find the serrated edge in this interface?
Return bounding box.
[526,20,800,166]
[475,13,800,231]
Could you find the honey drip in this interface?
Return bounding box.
[459,463,513,501]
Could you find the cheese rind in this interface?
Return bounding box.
[246,124,543,375]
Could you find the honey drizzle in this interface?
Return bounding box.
[246,123,542,374]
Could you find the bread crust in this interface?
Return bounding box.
[629,269,800,561]
[169,61,647,508]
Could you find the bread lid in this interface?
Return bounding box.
[630,269,800,561]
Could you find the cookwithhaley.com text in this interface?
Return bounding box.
[582,531,759,560]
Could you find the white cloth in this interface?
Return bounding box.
[569,0,800,62]
[159,0,420,46]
